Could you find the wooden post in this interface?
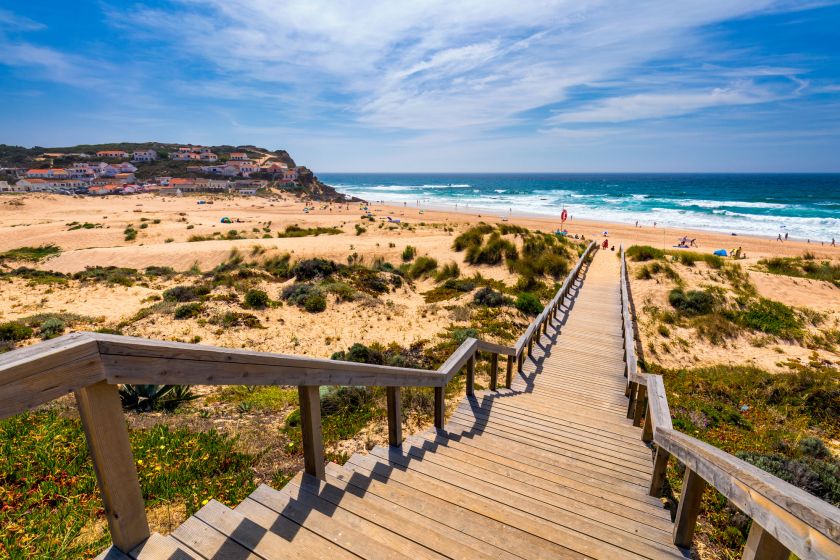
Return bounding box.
[465,354,475,396]
[527,336,534,356]
[489,353,498,391]
[633,384,647,427]
[649,447,670,497]
[626,381,638,419]
[75,381,150,553]
[298,385,325,480]
[642,405,654,443]
[434,386,445,429]
[673,468,707,548]
[386,387,402,447]
[506,355,514,388]
[742,523,789,560]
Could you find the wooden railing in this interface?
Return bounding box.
[619,247,840,560]
[0,241,596,554]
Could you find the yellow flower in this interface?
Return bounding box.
[201,498,209,506]
[136,459,143,466]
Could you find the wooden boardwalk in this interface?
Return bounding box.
[106,251,688,560]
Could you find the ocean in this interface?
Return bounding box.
[319,173,840,242]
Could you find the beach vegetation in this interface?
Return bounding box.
[354,224,366,236]
[435,261,460,282]
[401,245,417,262]
[119,384,198,412]
[124,225,137,241]
[67,222,102,230]
[73,266,140,286]
[1,267,67,285]
[292,258,339,280]
[243,288,270,309]
[737,298,803,339]
[144,265,176,278]
[276,224,342,238]
[262,253,293,279]
[0,321,33,342]
[626,245,664,261]
[473,286,506,307]
[0,410,256,559]
[208,312,263,329]
[636,261,681,282]
[757,256,840,287]
[668,250,723,269]
[514,292,542,315]
[173,302,203,319]
[644,355,840,555]
[163,284,211,302]
[0,244,61,263]
[668,288,715,316]
[407,256,438,279]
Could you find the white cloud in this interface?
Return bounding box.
[550,83,787,123]
[110,0,821,131]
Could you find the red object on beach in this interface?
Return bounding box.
[561,209,568,222]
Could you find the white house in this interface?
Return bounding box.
[132,150,158,162]
[199,152,218,162]
[229,152,250,161]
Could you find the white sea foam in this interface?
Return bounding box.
[336,184,837,241]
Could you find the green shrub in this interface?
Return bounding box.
[408,256,438,279]
[669,288,715,315]
[354,224,367,236]
[73,266,139,286]
[124,226,137,241]
[0,244,61,262]
[466,232,517,265]
[303,293,327,312]
[39,318,65,340]
[0,322,33,342]
[738,298,803,338]
[331,342,384,365]
[174,302,203,319]
[243,289,269,309]
[474,287,505,307]
[163,284,211,302]
[451,327,478,345]
[626,245,664,261]
[144,266,176,278]
[515,292,542,315]
[293,258,338,280]
[401,245,417,262]
[736,451,839,506]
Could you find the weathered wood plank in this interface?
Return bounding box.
[673,468,707,549]
[75,381,149,554]
[298,385,325,480]
[742,523,790,560]
[387,386,402,446]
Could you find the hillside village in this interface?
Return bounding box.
[0,144,321,197]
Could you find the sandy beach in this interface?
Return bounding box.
[1,192,838,372]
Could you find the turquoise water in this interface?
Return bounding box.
[320,173,840,242]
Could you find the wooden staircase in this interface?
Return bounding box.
[103,251,688,560]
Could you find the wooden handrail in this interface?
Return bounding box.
[618,247,840,560]
[1,240,596,555]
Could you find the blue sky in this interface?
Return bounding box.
[1,1,839,172]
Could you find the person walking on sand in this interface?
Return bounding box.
[777,234,783,242]
[832,238,836,247]
[784,232,788,241]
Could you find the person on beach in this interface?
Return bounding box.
[777,234,783,242]
[602,239,609,250]
[833,238,836,247]
[785,232,789,241]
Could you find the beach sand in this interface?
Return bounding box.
[1,192,838,371]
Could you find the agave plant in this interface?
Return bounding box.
[119,384,197,412]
